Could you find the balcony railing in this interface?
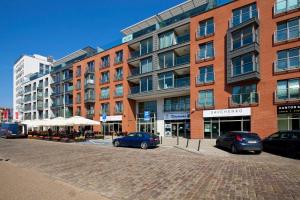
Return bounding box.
[114,74,123,81]
[232,62,258,77]
[274,56,300,72]
[84,67,95,75]
[159,77,190,90]
[230,9,258,28]
[229,92,259,106]
[196,23,215,38]
[175,54,190,66]
[100,61,110,68]
[114,57,123,64]
[275,88,300,102]
[84,94,95,102]
[76,71,81,77]
[274,0,300,15]
[176,34,190,44]
[130,86,140,94]
[196,72,215,85]
[274,25,300,43]
[37,103,43,110]
[196,49,215,62]
[100,93,110,99]
[100,78,110,84]
[100,109,110,115]
[114,91,123,97]
[62,74,73,81]
[86,110,95,118]
[24,97,31,102]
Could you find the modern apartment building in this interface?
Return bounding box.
[23,72,53,120]
[13,54,53,121]
[51,47,96,118]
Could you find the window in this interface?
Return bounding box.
[115,101,123,113]
[76,107,81,115]
[138,101,157,114]
[100,87,110,99]
[115,68,123,80]
[232,26,255,50]
[159,51,174,68]
[276,18,300,42]
[275,0,300,14]
[101,56,110,68]
[198,42,214,60]
[140,38,153,55]
[45,65,50,74]
[115,51,123,64]
[198,90,214,108]
[231,84,258,105]
[198,18,214,37]
[115,84,123,97]
[198,65,214,84]
[76,66,81,77]
[159,31,176,49]
[232,4,257,27]
[232,53,257,76]
[278,114,300,131]
[140,57,153,74]
[76,93,81,104]
[276,48,300,72]
[164,96,190,112]
[45,89,48,97]
[39,63,44,74]
[76,80,81,90]
[101,103,110,114]
[87,61,95,71]
[158,72,174,89]
[277,78,300,100]
[140,76,152,92]
[44,78,48,87]
[101,71,110,83]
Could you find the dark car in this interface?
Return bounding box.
[216,131,262,154]
[263,130,300,158]
[0,123,26,139]
[113,132,160,149]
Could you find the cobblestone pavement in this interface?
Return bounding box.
[0,139,299,200]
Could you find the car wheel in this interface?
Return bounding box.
[216,140,220,147]
[231,145,238,154]
[114,141,120,147]
[141,142,148,150]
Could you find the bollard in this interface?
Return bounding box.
[160,136,162,144]
[197,139,201,151]
[177,136,179,145]
[186,138,189,148]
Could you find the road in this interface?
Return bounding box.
[0,139,299,200]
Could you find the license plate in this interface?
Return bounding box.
[248,141,257,144]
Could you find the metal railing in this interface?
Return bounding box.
[275,88,300,102]
[159,77,190,90]
[274,25,300,43]
[274,56,300,72]
[100,61,110,68]
[274,0,300,15]
[229,92,259,106]
[230,9,258,27]
[84,94,95,101]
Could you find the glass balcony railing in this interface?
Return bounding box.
[232,62,258,77]
[100,61,110,68]
[196,72,215,85]
[84,94,95,102]
[230,9,258,27]
[275,88,300,102]
[197,98,215,109]
[196,49,215,62]
[130,86,140,94]
[174,77,190,88]
[275,56,300,72]
[274,0,300,15]
[100,93,110,99]
[230,92,259,106]
[274,25,300,43]
[175,54,190,66]
[176,34,190,44]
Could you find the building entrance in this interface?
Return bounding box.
[165,120,190,138]
[137,112,157,134]
[102,121,122,135]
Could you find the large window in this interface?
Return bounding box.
[276,18,300,42]
[101,103,110,114]
[277,78,300,100]
[232,4,257,27]
[164,96,190,112]
[198,90,214,108]
[198,18,214,37]
[87,61,95,71]
[231,84,258,105]
[198,42,214,60]
[159,31,176,49]
[140,38,153,55]
[140,57,153,74]
[275,0,300,14]
[115,84,123,97]
[115,68,123,80]
[138,101,157,114]
[158,72,174,89]
[115,101,123,114]
[100,87,110,99]
[115,50,123,64]
[232,26,255,50]
[198,65,214,84]
[232,53,257,76]
[101,71,110,83]
[278,114,300,131]
[140,76,153,92]
[276,48,300,72]
[101,56,110,68]
[159,51,174,68]
[76,80,81,90]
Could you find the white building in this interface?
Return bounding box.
[23,72,53,120]
[13,55,53,121]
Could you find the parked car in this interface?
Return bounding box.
[216,131,262,154]
[113,132,160,149]
[263,130,300,158]
[0,122,26,139]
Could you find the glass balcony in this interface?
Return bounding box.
[196,49,215,62]
[114,74,123,81]
[175,54,190,66]
[232,62,258,77]
[62,74,73,81]
[274,25,300,43]
[275,88,300,102]
[230,9,258,27]
[85,67,94,75]
[274,0,300,15]
[275,56,300,72]
[230,92,259,106]
[175,77,190,88]
[100,109,110,115]
[37,103,43,110]
[197,98,214,109]
[130,86,140,94]
[176,34,190,44]
[84,94,95,102]
[114,57,123,64]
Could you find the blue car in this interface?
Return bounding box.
[113,132,160,149]
[216,131,262,154]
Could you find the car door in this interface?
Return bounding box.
[264,132,281,152]
[122,133,136,147]
[220,132,231,149]
[134,133,145,147]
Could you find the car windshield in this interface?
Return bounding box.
[127,133,135,137]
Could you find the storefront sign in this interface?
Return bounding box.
[203,108,251,118]
[144,111,150,121]
[100,115,122,122]
[277,105,300,114]
[102,113,107,122]
[164,113,190,120]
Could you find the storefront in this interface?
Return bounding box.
[164,112,190,138]
[100,115,122,135]
[277,104,300,131]
[203,108,251,139]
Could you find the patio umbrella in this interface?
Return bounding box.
[44,117,72,127]
[65,116,100,126]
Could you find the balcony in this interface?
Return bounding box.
[158,77,190,90]
[86,110,95,119]
[37,93,43,100]
[229,92,259,107]
[62,74,73,82]
[37,84,43,90]
[76,110,81,116]
[100,61,110,69]
[76,71,81,77]
[114,74,123,81]
[176,34,190,45]
[65,99,73,106]
[274,56,300,73]
[37,103,43,110]
[230,9,258,28]
[84,79,95,90]
[275,88,300,103]
[84,67,95,76]
[130,86,141,95]
[84,94,95,103]
[100,78,110,84]
[274,0,300,15]
[65,85,74,93]
[100,109,110,115]
[274,25,300,43]
[228,62,260,84]
[24,97,31,103]
[196,72,215,85]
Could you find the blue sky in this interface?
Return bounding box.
[0,0,229,108]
